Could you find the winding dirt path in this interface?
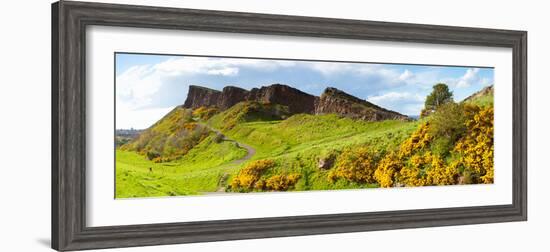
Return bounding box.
[198,123,257,194]
[201,124,256,164]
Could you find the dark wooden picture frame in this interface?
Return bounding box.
[52,1,527,251]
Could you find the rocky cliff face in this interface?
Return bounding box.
[183,85,246,110]
[183,84,407,121]
[315,87,408,121]
[246,84,316,114]
[183,84,316,114]
[219,86,249,110]
[182,85,221,109]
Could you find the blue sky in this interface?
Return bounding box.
[115,53,493,129]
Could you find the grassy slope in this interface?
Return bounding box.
[465,93,494,107]
[117,102,417,197]
[121,107,210,161]
[116,134,247,198]
[210,111,418,191]
[208,101,291,131]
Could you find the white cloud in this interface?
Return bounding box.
[480,77,492,86]
[368,92,424,103]
[306,62,413,88]
[206,67,239,76]
[399,69,414,81]
[456,68,480,88]
[116,57,296,109]
[304,63,438,89]
[116,64,163,109]
[308,62,387,76]
[367,92,425,115]
[116,103,173,129]
[307,62,353,75]
[153,57,294,76]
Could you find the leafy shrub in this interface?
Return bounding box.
[452,106,494,183]
[123,108,212,162]
[328,147,378,183]
[427,102,467,143]
[192,106,219,120]
[396,105,492,186]
[213,133,224,143]
[317,149,338,170]
[230,159,275,191]
[419,108,432,118]
[424,152,458,185]
[146,151,160,161]
[217,102,290,130]
[399,153,427,187]
[374,151,402,187]
[115,137,132,147]
[254,179,266,190]
[430,137,453,156]
[398,122,431,158]
[264,173,301,191]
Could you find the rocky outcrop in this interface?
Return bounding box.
[219,86,249,110]
[183,85,247,110]
[318,154,336,170]
[183,84,408,121]
[315,87,408,121]
[183,84,316,114]
[246,84,316,114]
[183,85,221,109]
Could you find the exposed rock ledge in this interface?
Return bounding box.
[183,84,408,121]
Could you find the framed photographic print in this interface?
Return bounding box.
[52,1,527,251]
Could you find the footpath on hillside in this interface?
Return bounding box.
[197,123,257,194]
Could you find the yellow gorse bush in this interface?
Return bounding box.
[264,173,301,191]
[370,105,492,188]
[452,106,494,184]
[374,151,402,187]
[374,122,431,187]
[399,153,427,187]
[230,159,302,192]
[229,104,493,192]
[230,159,275,190]
[424,152,458,185]
[328,147,377,183]
[398,122,432,158]
[192,106,219,120]
[122,108,212,163]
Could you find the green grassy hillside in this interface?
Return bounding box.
[211,113,415,160]
[121,107,211,162]
[116,103,417,197]
[116,134,247,198]
[463,85,494,107]
[209,101,291,130]
[465,92,493,107]
[208,112,417,192]
[116,86,493,198]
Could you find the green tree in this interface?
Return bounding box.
[423,83,454,113]
[428,102,467,155]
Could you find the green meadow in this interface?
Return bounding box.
[115,105,417,198]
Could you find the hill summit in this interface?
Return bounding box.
[183,84,407,121]
[463,85,494,102]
